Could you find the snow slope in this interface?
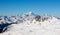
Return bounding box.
[0,12,60,35]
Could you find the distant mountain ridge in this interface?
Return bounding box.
[0,12,60,34]
[0,12,59,24]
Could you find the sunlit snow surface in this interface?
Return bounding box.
[0,12,60,35]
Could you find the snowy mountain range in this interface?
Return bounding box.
[0,12,60,35]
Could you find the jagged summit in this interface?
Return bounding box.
[0,12,59,24]
[22,11,37,17]
[25,11,32,15]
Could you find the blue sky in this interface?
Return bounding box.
[0,0,60,16]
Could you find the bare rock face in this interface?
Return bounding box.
[0,23,9,33]
[35,15,49,22]
[35,15,41,22]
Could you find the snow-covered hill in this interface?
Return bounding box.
[0,12,60,35]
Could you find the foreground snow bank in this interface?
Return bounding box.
[0,19,60,35]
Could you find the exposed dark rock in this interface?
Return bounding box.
[0,23,10,33]
[42,17,48,22]
[35,15,41,21]
[0,22,18,33]
[35,15,49,22]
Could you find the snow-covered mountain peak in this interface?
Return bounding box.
[0,12,60,35]
[0,12,60,24]
[23,11,36,17]
[26,11,32,15]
